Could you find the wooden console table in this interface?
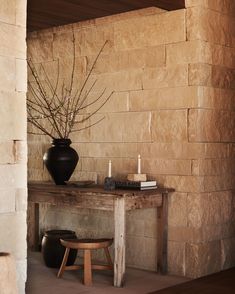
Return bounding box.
[27,181,174,287]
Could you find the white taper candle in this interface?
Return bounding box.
[137,154,141,174]
[108,160,112,177]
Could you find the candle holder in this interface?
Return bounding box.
[104,177,115,190]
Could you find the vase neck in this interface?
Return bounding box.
[52,138,71,146]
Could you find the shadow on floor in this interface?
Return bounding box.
[150,268,235,294]
[26,252,189,294]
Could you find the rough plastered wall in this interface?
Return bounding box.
[0,0,27,293]
[27,2,235,277]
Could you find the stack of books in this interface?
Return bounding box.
[115,180,157,190]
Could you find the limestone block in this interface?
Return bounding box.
[126,210,145,237]
[76,142,138,158]
[0,212,27,260]
[53,30,75,59]
[86,91,129,114]
[142,158,191,175]
[16,0,27,27]
[187,7,234,47]
[139,142,230,161]
[211,66,235,89]
[221,238,235,269]
[0,165,15,188]
[15,188,27,212]
[189,109,235,142]
[163,175,204,193]
[168,226,198,243]
[185,241,221,278]
[209,44,235,69]
[114,10,185,51]
[185,0,235,16]
[192,159,231,176]
[0,188,15,213]
[0,141,14,164]
[143,65,188,90]
[126,235,157,270]
[151,110,188,142]
[94,69,142,92]
[0,22,26,59]
[168,241,185,276]
[27,31,53,62]
[189,63,212,86]
[13,140,27,163]
[0,91,26,140]
[197,87,235,110]
[75,24,114,57]
[168,193,188,227]
[187,191,233,227]
[16,59,27,92]
[87,45,165,74]
[166,40,211,66]
[13,164,27,189]
[90,112,151,143]
[129,86,199,112]
[0,0,16,24]
[0,252,18,294]
[0,56,15,92]
[15,259,27,294]
[202,174,233,192]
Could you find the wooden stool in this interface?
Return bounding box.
[57,238,113,286]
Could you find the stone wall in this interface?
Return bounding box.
[0,0,27,293]
[27,3,235,277]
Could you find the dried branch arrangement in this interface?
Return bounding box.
[27,36,113,139]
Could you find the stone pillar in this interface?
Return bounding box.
[0,252,18,294]
[0,0,27,293]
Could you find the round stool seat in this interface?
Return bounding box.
[57,238,113,286]
[60,238,113,250]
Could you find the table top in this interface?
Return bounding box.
[28,181,174,211]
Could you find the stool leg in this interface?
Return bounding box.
[84,249,92,286]
[57,248,70,278]
[104,247,113,267]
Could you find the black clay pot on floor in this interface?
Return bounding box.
[43,139,79,185]
[41,230,77,268]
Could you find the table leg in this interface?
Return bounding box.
[157,193,168,274]
[27,202,39,251]
[114,198,126,287]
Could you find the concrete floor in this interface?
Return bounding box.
[26,252,189,294]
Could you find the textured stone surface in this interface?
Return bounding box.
[0,91,27,140]
[0,1,27,292]
[0,22,26,58]
[221,238,235,269]
[187,191,233,227]
[187,7,235,46]
[0,0,15,24]
[27,6,235,279]
[185,241,221,278]
[0,141,14,164]
[143,65,188,89]
[168,241,185,276]
[129,87,199,111]
[189,109,235,142]
[151,110,188,142]
[185,0,235,16]
[0,188,15,213]
[0,56,15,92]
[0,212,27,260]
[114,10,185,50]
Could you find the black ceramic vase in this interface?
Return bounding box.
[41,230,77,268]
[43,138,79,185]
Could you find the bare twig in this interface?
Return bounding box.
[27,36,112,139]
